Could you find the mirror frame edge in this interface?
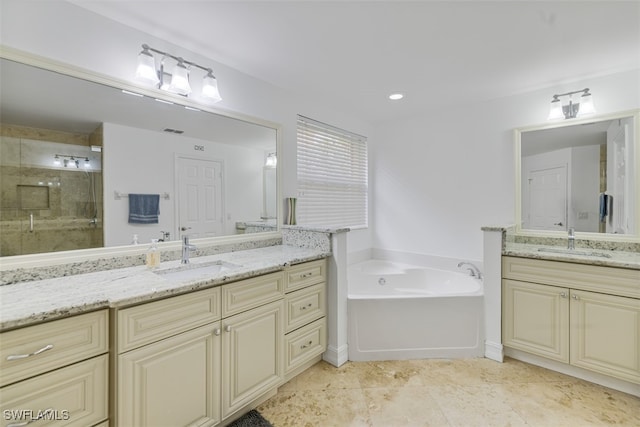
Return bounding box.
[0,45,283,270]
[513,108,640,242]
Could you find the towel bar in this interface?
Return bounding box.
[114,191,170,200]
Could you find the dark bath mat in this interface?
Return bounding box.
[226,409,273,427]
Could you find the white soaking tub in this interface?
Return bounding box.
[348,259,484,361]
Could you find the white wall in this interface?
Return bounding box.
[372,69,640,262]
[103,123,264,246]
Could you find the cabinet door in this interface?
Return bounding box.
[502,279,569,362]
[222,300,283,419]
[118,323,221,427]
[570,290,640,384]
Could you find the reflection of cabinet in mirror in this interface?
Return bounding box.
[516,110,638,236]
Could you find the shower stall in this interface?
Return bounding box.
[0,124,103,256]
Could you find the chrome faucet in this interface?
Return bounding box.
[457,262,483,280]
[181,235,196,264]
[568,227,575,250]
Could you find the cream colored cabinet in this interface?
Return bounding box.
[502,279,569,362]
[283,260,327,379]
[221,299,283,418]
[0,310,109,427]
[116,287,222,427]
[502,256,640,384]
[570,289,640,384]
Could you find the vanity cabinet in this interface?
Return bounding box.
[283,259,327,379]
[502,256,640,384]
[115,271,285,426]
[0,310,109,427]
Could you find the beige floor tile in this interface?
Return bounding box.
[258,389,372,427]
[364,386,450,426]
[259,358,639,427]
[428,384,529,427]
[503,381,640,427]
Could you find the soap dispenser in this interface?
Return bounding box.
[146,239,160,268]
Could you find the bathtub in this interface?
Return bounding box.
[348,259,484,361]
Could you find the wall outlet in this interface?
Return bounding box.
[578,212,589,220]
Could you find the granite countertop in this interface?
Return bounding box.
[504,242,640,270]
[0,245,329,331]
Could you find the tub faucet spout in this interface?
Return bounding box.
[457,262,482,280]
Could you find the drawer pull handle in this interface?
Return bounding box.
[6,407,53,426]
[299,272,313,279]
[300,303,313,311]
[300,340,314,349]
[7,344,54,361]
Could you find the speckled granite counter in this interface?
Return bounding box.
[0,245,329,331]
[503,242,640,270]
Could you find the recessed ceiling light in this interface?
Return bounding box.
[389,93,404,101]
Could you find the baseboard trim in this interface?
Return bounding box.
[323,344,348,367]
[484,340,504,362]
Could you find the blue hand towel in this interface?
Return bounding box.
[599,193,608,223]
[128,194,160,224]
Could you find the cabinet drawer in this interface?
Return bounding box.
[118,287,221,353]
[0,310,108,387]
[284,318,326,374]
[221,272,284,317]
[502,256,640,298]
[284,259,326,293]
[0,354,108,427]
[285,283,326,333]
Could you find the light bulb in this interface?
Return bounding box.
[202,71,222,102]
[577,92,595,116]
[547,98,564,120]
[135,46,159,86]
[168,60,191,95]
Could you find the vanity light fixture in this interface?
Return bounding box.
[547,88,596,120]
[53,154,90,169]
[135,44,222,103]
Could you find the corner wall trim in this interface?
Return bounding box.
[323,344,348,367]
[484,341,504,362]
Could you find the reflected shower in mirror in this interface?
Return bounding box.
[517,111,638,235]
[0,58,278,257]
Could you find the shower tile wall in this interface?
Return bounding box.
[0,124,103,256]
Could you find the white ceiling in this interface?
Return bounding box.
[70,0,640,123]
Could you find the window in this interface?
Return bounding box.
[296,115,368,228]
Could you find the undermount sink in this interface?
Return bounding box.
[154,260,242,282]
[537,247,612,258]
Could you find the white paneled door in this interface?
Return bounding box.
[527,165,567,230]
[176,157,224,239]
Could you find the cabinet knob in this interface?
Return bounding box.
[560,292,567,298]
[225,325,232,333]
[572,294,580,300]
[6,344,54,361]
[214,328,221,336]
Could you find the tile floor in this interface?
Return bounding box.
[258,358,640,427]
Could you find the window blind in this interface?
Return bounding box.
[296,115,368,228]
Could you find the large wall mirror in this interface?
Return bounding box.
[0,52,280,261]
[515,110,639,238]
